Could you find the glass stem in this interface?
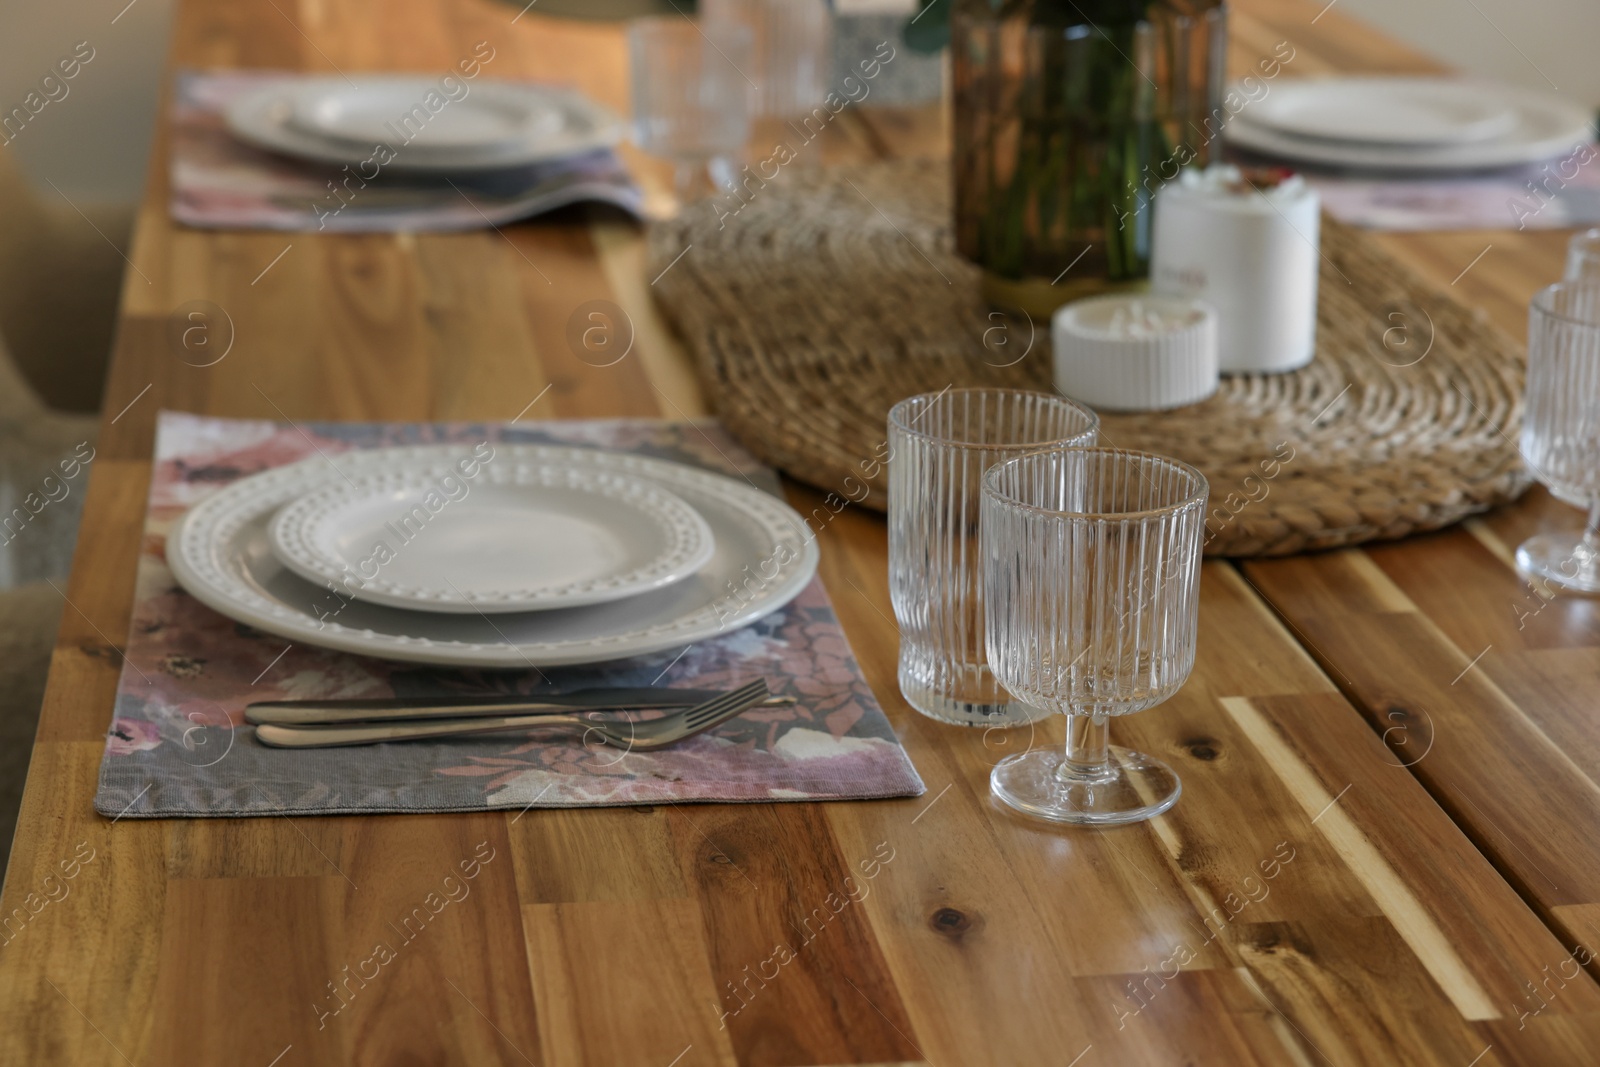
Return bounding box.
[1060,711,1112,781]
[1567,502,1600,584]
[672,161,696,205]
[1582,501,1600,556]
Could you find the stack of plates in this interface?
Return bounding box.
[167,445,819,667]
[225,75,626,172]
[1224,76,1595,172]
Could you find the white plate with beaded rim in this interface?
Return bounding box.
[266,461,716,614]
[287,79,566,153]
[224,77,626,172]
[1242,77,1520,146]
[1226,79,1595,171]
[167,445,819,667]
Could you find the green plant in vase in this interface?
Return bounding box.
[921,0,1226,317]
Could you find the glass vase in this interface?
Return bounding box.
[951,0,1227,318]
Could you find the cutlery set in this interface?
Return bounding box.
[250,680,779,749]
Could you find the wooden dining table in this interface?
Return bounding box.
[4,0,1599,1063]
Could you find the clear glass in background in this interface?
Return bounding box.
[1566,229,1600,281]
[1518,280,1600,592]
[982,447,1207,825]
[627,16,752,201]
[702,0,832,151]
[888,389,1098,728]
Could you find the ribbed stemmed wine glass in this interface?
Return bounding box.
[1518,280,1600,591]
[981,447,1208,825]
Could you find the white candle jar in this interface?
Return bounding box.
[1151,166,1320,374]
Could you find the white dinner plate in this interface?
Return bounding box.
[1244,77,1518,146]
[225,77,626,172]
[1226,78,1595,171]
[288,79,564,153]
[267,462,715,614]
[167,445,818,667]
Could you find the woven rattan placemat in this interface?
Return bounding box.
[647,161,1529,556]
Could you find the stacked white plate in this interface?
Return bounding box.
[167,445,819,667]
[225,75,626,172]
[1224,76,1595,172]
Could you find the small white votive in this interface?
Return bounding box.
[1151,164,1320,374]
[1051,294,1219,412]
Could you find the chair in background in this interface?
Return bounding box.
[0,323,97,869]
[0,148,129,413]
[0,583,64,870]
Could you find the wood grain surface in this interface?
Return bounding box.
[1,0,1595,1064]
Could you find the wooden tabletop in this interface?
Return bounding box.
[4,0,1599,1063]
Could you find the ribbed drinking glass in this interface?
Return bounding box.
[1518,280,1600,591]
[627,17,753,201]
[982,447,1207,825]
[702,0,832,120]
[1565,229,1600,281]
[888,388,1098,727]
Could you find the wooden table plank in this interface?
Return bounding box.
[525,898,739,1066]
[4,0,1599,1064]
[1223,0,1600,996]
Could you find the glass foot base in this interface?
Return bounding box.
[1516,532,1600,593]
[990,747,1181,826]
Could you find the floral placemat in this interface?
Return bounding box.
[171,70,643,232]
[94,412,923,818]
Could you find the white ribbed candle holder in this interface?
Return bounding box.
[1051,294,1218,412]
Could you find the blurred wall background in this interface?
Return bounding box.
[1339,0,1600,108]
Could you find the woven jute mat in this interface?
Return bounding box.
[646,161,1529,556]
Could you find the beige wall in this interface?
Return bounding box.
[1340,0,1600,107]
